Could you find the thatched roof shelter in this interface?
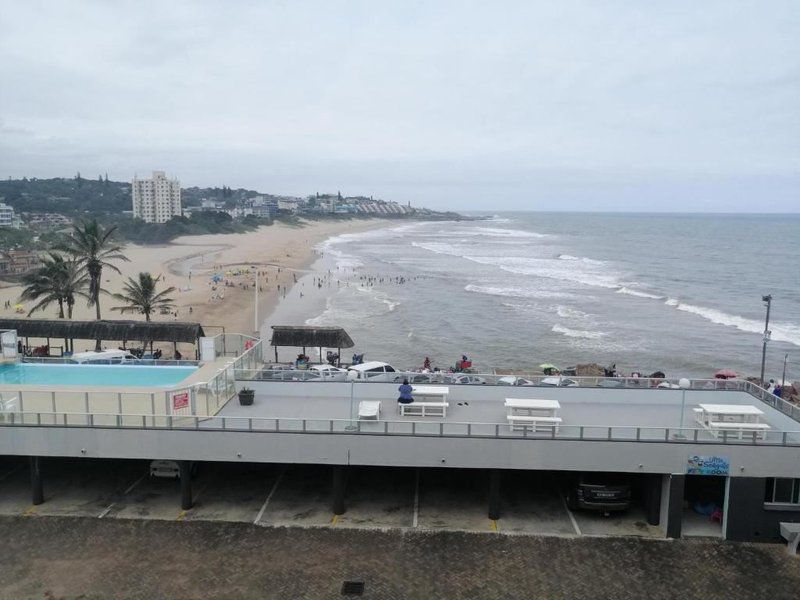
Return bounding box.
[0,319,205,344]
[270,326,354,349]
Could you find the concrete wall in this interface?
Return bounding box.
[1,425,799,477]
[724,477,800,543]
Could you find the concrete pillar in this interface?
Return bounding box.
[179,461,193,510]
[664,474,685,539]
[332,465,347,515]
[488,469,501,520]
[30,456,44,505]
[644,474,662,526]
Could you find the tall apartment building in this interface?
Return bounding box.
[0,203,16,228]
[131,171,182,224]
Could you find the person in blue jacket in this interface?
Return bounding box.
[398,379,414,404]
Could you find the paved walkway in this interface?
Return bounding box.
[0,516,797,599]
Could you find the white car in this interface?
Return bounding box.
[497,376,535,386]
[540,376,579,387]
[447,374,487,385]
[149,460,199,479]
[346,361,399,382]
[307,364,349,381]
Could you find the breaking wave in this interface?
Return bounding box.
[616,287,664,300]
[664,299,800,346]
[552,324,606,339]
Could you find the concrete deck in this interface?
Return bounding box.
[213,390,798,443]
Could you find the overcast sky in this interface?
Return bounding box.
[1,1,798,211]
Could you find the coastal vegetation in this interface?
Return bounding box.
[19,253,88,319]
[0,175,467,247]
[58,220,129,324]
[111,272,176,322]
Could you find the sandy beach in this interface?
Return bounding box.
[0,219,389,355]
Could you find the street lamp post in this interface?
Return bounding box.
[760,295,772,386]
[677,377,691,438]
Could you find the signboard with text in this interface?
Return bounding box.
[686,455,730,476]
[172,392,189,411]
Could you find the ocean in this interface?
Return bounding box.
[265,213,800,382]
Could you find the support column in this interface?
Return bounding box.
[488,469,501,520]
[30,456,44,505]
[179,461,193,510]
[644,474,662,526]
[665,474,685,539]
[332,465,347,515]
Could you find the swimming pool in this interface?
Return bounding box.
[0,363,198,387]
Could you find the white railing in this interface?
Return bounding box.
[1,410,799,447]
[0,337,266,419]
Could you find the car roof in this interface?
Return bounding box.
[348,361,392,371]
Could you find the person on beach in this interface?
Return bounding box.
[423,357,431,371]
[398,379,414,404]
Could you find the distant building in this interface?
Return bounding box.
[0,203,16,228]
[0,250,41,275]
[131,171,182,224]
[24,213,72,228]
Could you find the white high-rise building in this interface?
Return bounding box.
[132,171,182,224]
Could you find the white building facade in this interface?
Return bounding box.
[131,171,182,223]
[0,203,14,227]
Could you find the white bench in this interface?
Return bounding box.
[358,401,381,420]
[411,386,450,402]
[507,415,562,432]
[399,402,449,418]
[707,421,771,439]
[779,522,800,555]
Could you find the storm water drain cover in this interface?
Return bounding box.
[341,580,365,596]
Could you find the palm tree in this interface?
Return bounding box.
[111,272,176,322]
[19,253,88,319]
[59,220,128,350]
[19,253,89,351]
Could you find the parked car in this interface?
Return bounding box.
[149,460,199,480]
[446,374,487,385]
[566,472,632,514]
[540,376,579,387]
[497,376,535,386]
[307,364,349,381]
[346,361,398,382]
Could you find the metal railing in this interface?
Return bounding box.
[1,410,799,447]
[235,369,800,421]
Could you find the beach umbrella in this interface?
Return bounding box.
[539,363,559,370]
[714,369,738,379]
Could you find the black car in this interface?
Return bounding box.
[566,472,632,514]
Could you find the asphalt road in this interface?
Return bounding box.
[0,515,798,599]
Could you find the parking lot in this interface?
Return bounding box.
[0,457,662,538]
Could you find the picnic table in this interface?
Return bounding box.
[505,398,562,432]
[695,404,771,439]
[411,386,450,402]
[399,385,450,418]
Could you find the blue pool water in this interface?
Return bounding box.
[0,363,198,387]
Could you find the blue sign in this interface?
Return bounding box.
[686,455,730,476]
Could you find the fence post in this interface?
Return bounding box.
[50,391,56,413]
[84,392,89,414]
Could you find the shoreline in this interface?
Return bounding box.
[0,218,392,355]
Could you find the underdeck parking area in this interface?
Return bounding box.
[0,457,667,539]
